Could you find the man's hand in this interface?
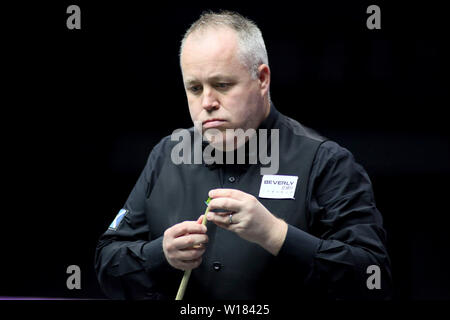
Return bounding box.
[207,189,288,256]
[163,215,208,270]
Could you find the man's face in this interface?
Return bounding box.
[181,27,268,149]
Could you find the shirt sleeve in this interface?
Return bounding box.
[277,140,393,299]
[94,138,182,299]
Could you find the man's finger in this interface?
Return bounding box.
[208,188,245,200]
[207,212,239,225]
[172,233,209,250]
[170,221,207,238]
[208,197,241,212]
[176,247,206,260]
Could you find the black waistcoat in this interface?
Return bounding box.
[145,105,324,299]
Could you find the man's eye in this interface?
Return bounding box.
[215,83,232,89]
[189,86,202,93]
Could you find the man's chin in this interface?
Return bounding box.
[203,128,252,151]
[206,139,229,151]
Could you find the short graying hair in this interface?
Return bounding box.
[179,10,269,79]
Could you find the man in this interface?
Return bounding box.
[95,10,392,300]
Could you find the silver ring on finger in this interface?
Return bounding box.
[229,214,233,224]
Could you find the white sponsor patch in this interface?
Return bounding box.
[258,175,298,199]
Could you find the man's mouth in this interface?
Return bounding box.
[202,119,227,129]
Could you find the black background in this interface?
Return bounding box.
[1,0,449,300]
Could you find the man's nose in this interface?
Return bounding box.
[201,87,220,111]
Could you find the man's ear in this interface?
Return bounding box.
[258,64,270,96]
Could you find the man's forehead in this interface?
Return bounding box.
[182,27,238,61]
[181,30,244,81]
